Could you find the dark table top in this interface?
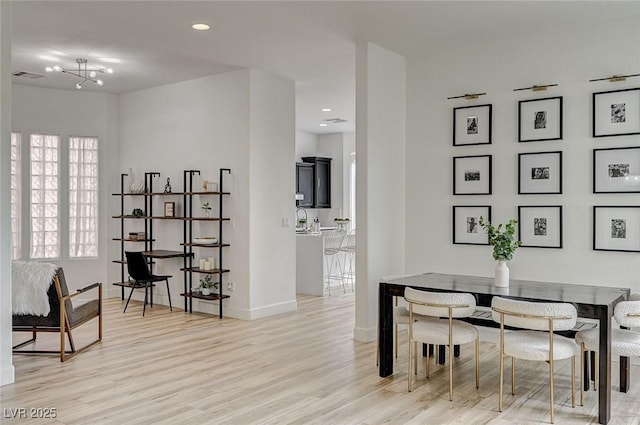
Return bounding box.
[381,273,630,307]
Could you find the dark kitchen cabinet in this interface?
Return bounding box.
[302,156,332,208]
[296,162,314,208]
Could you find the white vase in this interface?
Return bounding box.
[201,288,211,296]
[495,260,509,287]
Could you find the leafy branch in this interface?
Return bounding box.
[479,217,522,261]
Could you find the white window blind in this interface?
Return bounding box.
[69,136,99,257]
[11,132,21,259]
[30,134,59,259]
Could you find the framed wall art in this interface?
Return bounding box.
[453,155,492,195]
[593,206,640,252]
[593,146,640,193]
[453,205,491,245]
[518,205,563,248]
[518,151,563,194]
[453,104,492,146]
[518,96,563,142]
[593,87,640,137]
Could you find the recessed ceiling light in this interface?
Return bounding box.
[321,108,332,112]
[192,23,211,31]
[319,123,328,127]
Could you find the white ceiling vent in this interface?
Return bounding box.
[12,71,45,79]
[324,118,348,124]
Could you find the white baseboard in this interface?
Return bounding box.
[0,365,15,386]
[353,325,376,342]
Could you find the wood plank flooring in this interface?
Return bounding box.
[3,294,640,425]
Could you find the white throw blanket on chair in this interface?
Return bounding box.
[12,261,58,316]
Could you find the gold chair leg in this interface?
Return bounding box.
[449,343,453,401]
[394,323,399,359]
[549,355,555,424]
[571,356,576,408]
[475,339,480,389]
[511,357,516,395]
[499,352,504,412]
[408,337,413,392]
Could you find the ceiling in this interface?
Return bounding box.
[10,1,640,135]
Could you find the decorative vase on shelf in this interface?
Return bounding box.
[201,288,211,296]
[494,260,509,287]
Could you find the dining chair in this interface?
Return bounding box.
[574,294,640,406]
[375,295,437,367]
[492,297,577,424]
[124,251,173,316]
[338,229,356,289]
[404,287,479,401]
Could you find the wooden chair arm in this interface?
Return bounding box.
[62,282,102,300]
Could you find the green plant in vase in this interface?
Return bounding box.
[479,217,522,287]
[199,275,218,296]
[201,202,212,218]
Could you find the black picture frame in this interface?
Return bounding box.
[518,96,563,142]
[593,87,640,138]
[453,155,492,195]
[593,206,640,252]
[453,104,492,146]
[518,151,563,194]
[453,205,491,245]
[593,146,640,193]
[517,205,563,248]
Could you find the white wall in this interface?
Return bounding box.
[118,69,296,319]
[11,85,118,291]
[0,0,14,386]
[405,18,640,293]
[248,69,297,317]
[295,131,318,159]
[355,43,406,342]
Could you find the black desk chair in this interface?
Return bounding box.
[124,251,172,316]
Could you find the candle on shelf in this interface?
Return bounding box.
[208,257,216,269]
[203,260,211,270]
[199,258,206,270]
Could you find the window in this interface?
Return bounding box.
[69,136,99,257]
[30,134,59,259]
[10,132,21,259]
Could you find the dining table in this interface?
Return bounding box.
[378,272,630,425]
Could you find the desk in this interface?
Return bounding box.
[378,273,630,425]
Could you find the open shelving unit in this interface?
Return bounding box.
[112,168,231,318]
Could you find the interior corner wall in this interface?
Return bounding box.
[354,43,406,342]
[247,69,296,318]
[0,0,15,386]
[405,18,640,293]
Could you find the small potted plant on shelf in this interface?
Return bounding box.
[201,202,212,218]
[479,217,522,288]
[199,275,218,296]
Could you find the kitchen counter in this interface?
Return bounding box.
[296,233,324,296]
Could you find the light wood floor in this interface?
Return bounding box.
[3,294,640,425]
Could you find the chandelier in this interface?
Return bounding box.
[45,58,114,89]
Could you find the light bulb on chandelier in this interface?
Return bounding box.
[45,58,114,89]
